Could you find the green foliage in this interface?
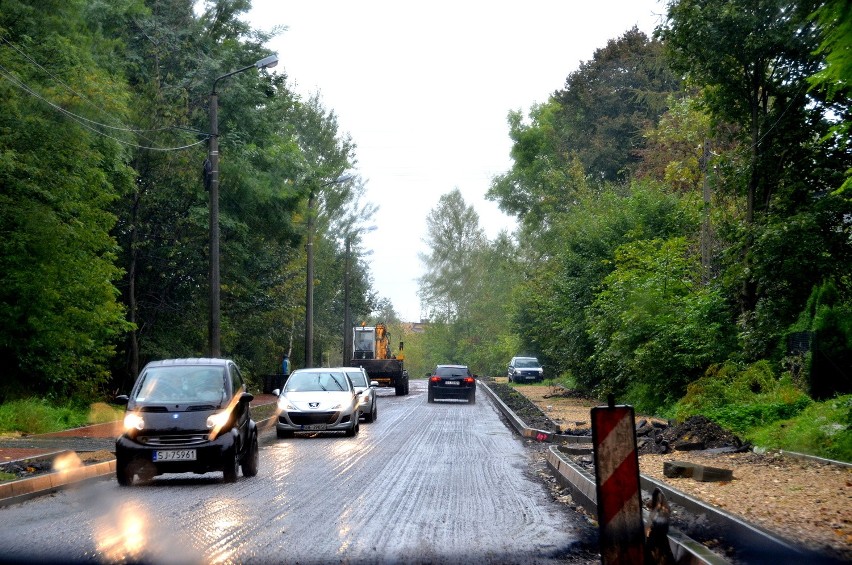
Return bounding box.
[588,236,732,408]
[0,0,135,400]
[785,279,852,398]
[749,395,852,462]
[674,360,812,434]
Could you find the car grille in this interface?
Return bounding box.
[139,405,216,412]
[284,412,339,425]
[517,370,539,377]
[139,434,209,446]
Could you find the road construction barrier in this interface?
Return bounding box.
[591,400,644,564]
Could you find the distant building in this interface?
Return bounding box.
[401,321,428,334]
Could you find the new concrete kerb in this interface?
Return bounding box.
[478,381,730,565]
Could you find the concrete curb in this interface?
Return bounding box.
[0,459,116,508]
[479,381,730,565]
[478,381,590,444]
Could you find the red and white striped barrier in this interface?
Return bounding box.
[592,402,644,564]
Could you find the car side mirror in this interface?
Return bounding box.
[425,372,431,378]
[272,388,280,396]
[370,381,379,387]
[115,394,129,405]
[240,392,254,403]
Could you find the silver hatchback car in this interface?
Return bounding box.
[274,368,361,438]
[340,367,379,423]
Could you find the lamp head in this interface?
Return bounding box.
[255,54,279,70]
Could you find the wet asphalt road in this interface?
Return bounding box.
[0,380,595,564]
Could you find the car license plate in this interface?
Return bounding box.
[303,424,327,431]
[525,376,537,380]
[444,380,460,386]
[153,449,196,462]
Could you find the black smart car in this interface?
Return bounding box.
[115,358,259,486]
[427,364,476,404]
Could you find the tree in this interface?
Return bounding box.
[418,189,487,321]
[552,27,681,183]
[587,237,731,409]
[488,27,680,239]
[0,0,135,398]
[659,0,852,358]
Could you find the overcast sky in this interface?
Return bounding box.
[245,0,667,322]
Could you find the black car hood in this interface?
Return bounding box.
[127,402,221,434]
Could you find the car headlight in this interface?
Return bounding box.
[123,412,144,431]
[206,411,230,429]
[278,397,297,411]
[358,394,370,406]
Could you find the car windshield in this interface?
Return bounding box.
[515,359,540,368]
[345,371,368,387]
[285,371,349,392]
[436,366,469,378]
[134,366,226,404]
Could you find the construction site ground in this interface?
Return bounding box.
[496,381,852,563]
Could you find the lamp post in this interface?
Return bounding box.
[207,54,278,358]
[304,174,353,368]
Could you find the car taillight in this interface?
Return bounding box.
[429,376,441,382]
[463,377,475,384]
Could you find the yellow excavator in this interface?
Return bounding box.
[352,323,409,395]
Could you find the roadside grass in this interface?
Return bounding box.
[747,395,852,462]
[0,398,123,435]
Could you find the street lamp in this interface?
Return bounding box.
[207,54,278,357]
[304,174,353,368]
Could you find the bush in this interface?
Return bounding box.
[748,395,852,461]
[704,397,812,434]
[675,360,812,431]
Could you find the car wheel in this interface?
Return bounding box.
[427,390,434,403]
[372,404,377,422]
[364,403,374,423]
[395,383,405,396]
[405,381,410,395]
[468,392,476,404]
[241,433,259,478]
[345,419,358,437]
[277,428,294,439]
[116,459,134,487]
[223,449,239,483]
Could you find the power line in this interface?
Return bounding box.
[0,36,209,151]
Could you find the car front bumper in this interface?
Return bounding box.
[276,410,358,432]
[115,429,237,475]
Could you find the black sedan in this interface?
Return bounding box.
[427,364,476,404]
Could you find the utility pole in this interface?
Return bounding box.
[700,139,712,284]
[304,190,315,368]
[343,235,351,364]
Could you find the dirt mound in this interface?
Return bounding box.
[638,415,746,455]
